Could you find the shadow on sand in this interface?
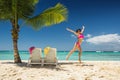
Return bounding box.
[0,61,94,71]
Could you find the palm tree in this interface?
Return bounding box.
[0,0,68,63]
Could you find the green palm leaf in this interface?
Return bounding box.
[26,3,68,29]
[0,0,38,20]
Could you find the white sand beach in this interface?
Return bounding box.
[0,60,120,80]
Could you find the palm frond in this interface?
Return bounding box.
[0,0,13,20]
[0,0,38,20]
[26,3,68,30]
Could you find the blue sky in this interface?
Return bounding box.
[0,0,120,51]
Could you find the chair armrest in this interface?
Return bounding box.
[41,58,44,67]
[27,57,32,66]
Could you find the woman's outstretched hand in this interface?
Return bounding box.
[66,28,71,31]
[82,26,85,29]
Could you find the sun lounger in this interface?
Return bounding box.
[43,48,58,66]
[28,48,44,66]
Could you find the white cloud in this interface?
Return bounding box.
[84,34,120,51]
[86,34,120,45]
[85,34,92,38]
[71,34,76,38]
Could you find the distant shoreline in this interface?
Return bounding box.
[1,51,120,60]
[0,50,120,52]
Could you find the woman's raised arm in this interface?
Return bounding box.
[66,28,78,36]
[81,26,85,33]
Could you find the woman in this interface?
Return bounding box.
[66,26,85,63]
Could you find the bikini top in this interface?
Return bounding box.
[77,34,84,39]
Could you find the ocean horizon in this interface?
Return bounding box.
[0,50,120,61]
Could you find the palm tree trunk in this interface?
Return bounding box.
[13,38,21,63]
[11,19,21,63]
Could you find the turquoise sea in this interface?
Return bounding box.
[0,51,120,61]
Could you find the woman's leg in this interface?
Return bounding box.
[77,46,82,63]
[66,43,77,60]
